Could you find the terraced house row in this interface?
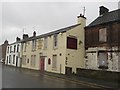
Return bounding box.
[5,6,120,74]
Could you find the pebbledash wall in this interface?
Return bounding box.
[20,14,86,74]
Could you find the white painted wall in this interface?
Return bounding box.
[5,42,21,67]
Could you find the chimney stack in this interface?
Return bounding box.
[99,6,109,16]
[23,34,29,39]
[4,40,8,44]
[16,37,21,42]
[33,31,36,37]
[77,13,86,27]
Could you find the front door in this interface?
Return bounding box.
[16,56,18,67]
[40,56,45,71]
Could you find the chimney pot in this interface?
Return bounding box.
[16,37,21,42]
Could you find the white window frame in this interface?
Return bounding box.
[52,55,57,70]
[44,37,48,49]
[31,55,36,67]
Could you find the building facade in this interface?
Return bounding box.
[5,37,22,67]
[85,6,120,72]
[21,14,86,74]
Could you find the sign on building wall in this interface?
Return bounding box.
[67,37,77,49]
[98,52,108,69]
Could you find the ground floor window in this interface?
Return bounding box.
[6,56,8,64]
[52,55,57,70]
[22,55,26,65]
[13,55,15,64]
[31,55,36,67]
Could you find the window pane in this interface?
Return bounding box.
[99,28,107,42]
[67,37,77,49]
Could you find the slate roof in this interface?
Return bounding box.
[21,23,80,42]
[86,9,120,28]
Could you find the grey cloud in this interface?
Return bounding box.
[1,2,118,44]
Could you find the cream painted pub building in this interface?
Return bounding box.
[20,14,86,74]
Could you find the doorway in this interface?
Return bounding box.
[40,56,45,71]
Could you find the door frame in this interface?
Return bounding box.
[40,56,45,71]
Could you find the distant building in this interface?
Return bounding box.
[20,14,86,74]
[5,37,22,67]
[0,40,9,63]
[85,6,120,72]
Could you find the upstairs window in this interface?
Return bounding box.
[52,55,57,69]
[7,47,9,53]
[53,34,58,48]
[67,37,77,50]
[13,55,15,64]
[14,45,16,53]
[31,55,36,67]
[44,37,48,49]
[17,44,19,52]
[24,43,27,52]
[32,40,36,51]
[99,28,107,42]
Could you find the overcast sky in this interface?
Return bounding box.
[0,1,119,44]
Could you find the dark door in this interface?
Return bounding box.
[40,56,45,71]
[65,67,72,75]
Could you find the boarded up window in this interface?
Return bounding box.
[31,55,36,67]
[22,55,26,65]
[38,39,43,49]
[32,40,36,51]
[67,37,77,49]
[98,52,108,69]
[52,55,57,69]
[99,28,107,42]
